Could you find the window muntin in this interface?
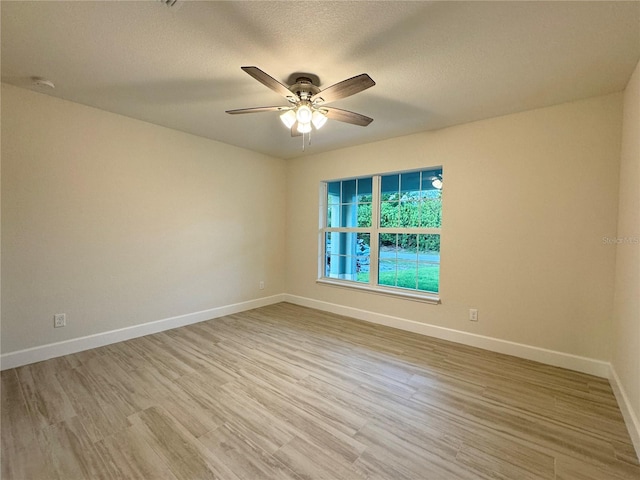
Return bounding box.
[321,168,442,297]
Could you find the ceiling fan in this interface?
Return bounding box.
[226,66,375,137]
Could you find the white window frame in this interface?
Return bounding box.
[317,169,442,304]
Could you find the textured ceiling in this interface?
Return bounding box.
[2,1,639,159]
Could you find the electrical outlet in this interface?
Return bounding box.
[53,313,66,328]
[469,309,478,322]
[259,280,265,290]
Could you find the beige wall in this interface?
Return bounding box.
[612,60,640,435]
[0,81,629,368]
[1,83,286,353]
[286,93,622,361]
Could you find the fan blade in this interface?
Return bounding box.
[323,107,373,126]
[226,106,292,114]
[311,74,375,105]
[241,66,298,102]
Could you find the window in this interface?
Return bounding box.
[320,167,442,301]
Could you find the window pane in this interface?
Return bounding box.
[399,233,418,251]
[325,232,365,282]
[378,271,396,287]
[418,234,440,255]
[399,200,420,228]
[342,179,357,202]
[356,233,370,283]
[381,174,399,197]
[327,204,340,227]
[379,231,395,249]
[417,263,439,293]
[327,182,340,204]
[395,263,418,290]
[327,232,359,255]
[401,171,420,196]
[417,234,440,291]
[419,194,442,228]
[357,177,372,201]
[381,174,400,228]
[357,203,372,227]
[420,168,443,192]
[341,204,358,227]
[380,201,399,227]
[378,235,398,287]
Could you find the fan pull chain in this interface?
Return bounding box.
[301,130,312,152]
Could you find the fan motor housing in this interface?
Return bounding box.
[290,77,321,99]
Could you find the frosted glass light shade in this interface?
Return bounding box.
[296,105,312,124]
[280,110,296,128]
[312,110,328,129]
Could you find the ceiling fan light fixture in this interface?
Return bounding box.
[431,176,443,190]
[312,110,328,130]
[296,104,313,124]
[227,67,375,149]
[297,121,312,134]
[280,110,296,129]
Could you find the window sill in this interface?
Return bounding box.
[316,278,441,304]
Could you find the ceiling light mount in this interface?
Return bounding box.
[290,77,321,100]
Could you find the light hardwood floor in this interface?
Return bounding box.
[2,302,639,479]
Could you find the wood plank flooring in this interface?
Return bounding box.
[2,302,639,479]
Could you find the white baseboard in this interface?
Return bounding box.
[609,365,640,460]
[2,292,611,378]
[283,294,611,378]
[0,294,286,371]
